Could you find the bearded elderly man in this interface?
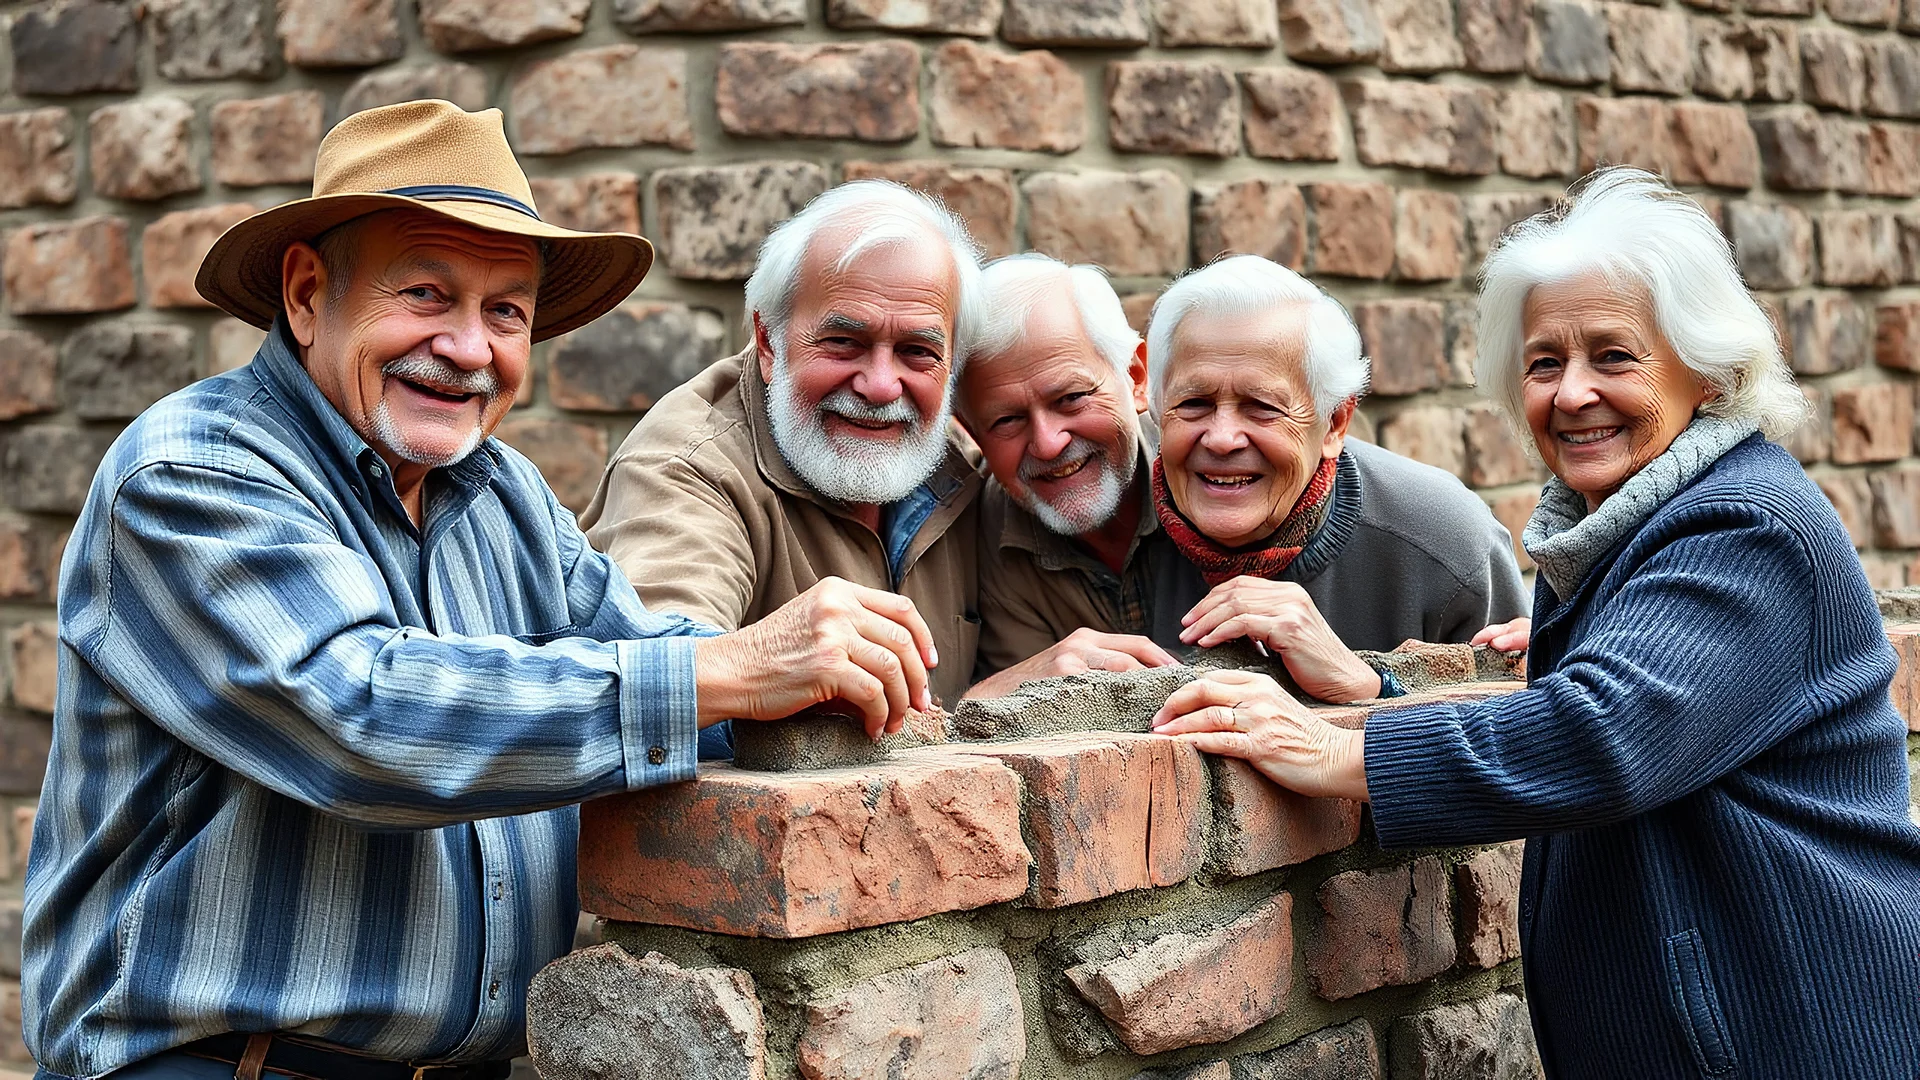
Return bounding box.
[25,102,939,1080]
[583,181,986,705]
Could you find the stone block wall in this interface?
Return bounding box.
[0,0,1917,1070]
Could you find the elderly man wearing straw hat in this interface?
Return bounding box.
[23,101,940,1080]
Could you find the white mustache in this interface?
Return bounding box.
[819,387,920,426]
[383,350,501,397]
[1019,436,1101,483]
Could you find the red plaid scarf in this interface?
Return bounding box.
[1152,454,1340,586]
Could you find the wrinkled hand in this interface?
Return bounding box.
[1470,617,1532,654]
[1151,668,1368,800]
[694,577,936,740]
[1179,576,1381,703]
[965,629,1178,700]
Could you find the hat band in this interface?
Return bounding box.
[382,184,541,221]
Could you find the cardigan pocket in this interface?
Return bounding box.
[1664,928,1738,1078]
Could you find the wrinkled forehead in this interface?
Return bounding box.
[1163,302,1313,392]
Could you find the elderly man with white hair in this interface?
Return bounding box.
[1157,169,1920,1077]
[1140,254,1527,701]
[584,180,987,706]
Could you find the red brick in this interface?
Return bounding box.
[1879,301,1920,371]
[6,622,55,715]
[1389,995,1538,1079]
[548,300,724,412]
[1342,79,1498,176]
[1605,3,1690,94]
[1864,38,1920,118]
[1354,299,1447,394]
[1828,115,1875,194]
[90,98,200,202]
[1818,210,1903,287]
[1380,405,1468,477]
[211,92,323,188]
[1886,622,1920,730]
[0,979,25,1063]
[1831,383,1914,464]
[1576,94,1674,173]
[1498,88,1575,178]
[650,162,829,281]
[1465,192,1555,272]
[1488,489,1539,570]
[143,204,255,310]
[511,46,693,155]
[8,808,30,879]
[1155,0,1280,45]
[928,41,1085,153]
[277,0,403,67]
[796,947,1025,1080]
[937,733,1208,907]
[1466,405,1541,487]
[1394,189,1463,282]
[1460,0,1529,72]
[1306,856,1457,1000]
[1690,18,1755,101]
[148,0,275,81]
[1193,178,1307,269]
[1445,299,1479,386]
[210,318,267,376]
[1002,0,1151,44]
[1025,170,1188,278]
[1209,757,1360,877]
[717,41,919,143]
[1455,843,1523,969]
[0,332,56,424]
[4,216,133,315]
[1801,28,1868,112]
[613,0,805,32]
[1065,894,1293,1056]
[341,62,490,117]
[526,945,768,1080]
[1830,0,1898,25]
[1107,60,1241,157]
[0,109,76,209]
[1378,0,1463,72]
[9,0,139,95]
[1872,465,1920,547]
[1753,105,1830,190]
[529,174,641,236]
[0,522,47,602]
[1309,181,1394,279]
[1862,122,1920,198]
[1749,20,1802,103]
[495,417,608,514]
[577,757,1030,937]
[1821,472,1874,548]
[828,0,999,33]
[1783,385,1831,465]
[1669,101,1760,188]
[1529,0,1613,86]
[419,0,587,50]
[1727,200,1813,290]
[1788,292,1872,374]
[1241,67,1343,161]
[841,161,1016,259]
[1280,0,1384,63]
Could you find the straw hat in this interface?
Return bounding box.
[195,99,652,343]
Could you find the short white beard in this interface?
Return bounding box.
[765,339,955,505]
[368,399,484,467]
[367,348,500,468]
[1016,433,1138,537]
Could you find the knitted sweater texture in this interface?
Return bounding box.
[1365,435,1920,1078]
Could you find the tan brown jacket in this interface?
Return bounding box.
[580,348,984,706]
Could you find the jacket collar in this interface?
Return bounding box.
[999,441,1160,577]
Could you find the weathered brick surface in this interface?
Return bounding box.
[1498,89,1576,178]
[1872,466,1920,547]
[90,98,200,202]
[1887,622,1920,729]
[144,204,256,309]
[1789,292,1873,375]
[0,110,76,210]
[1864,38,1920,119]
[1066,894,1293,1056]
[1381,405,1467,477]
[1238,1020,1381,1080]
[1242,68,1343,161]
[1832,383,1915,464]
[1753,107,1834,191]
[1193,178,1307,269]
[1606,3,1691,95]
[1822,472,1875,547]
[495,417,608,513]
[1108,61,1241,157]
[529,175,641,236]
[1577,94,1674,174]
[1467,406,1542,486]
[1,428,115,515]
[419,0,589,51]
[5,217,134,315]
[1801,28,1868,113]
[1750,21,1802,103]
[0,333,57,425]
[577,757,1030,937]
[1530,0,1612,86]
[1355,299,1448,394]
[1691,19,1754,101]
[717,41,920,143]
[829,0,1001,35]
[613,0,806,32]
[1310,181,1395,279]
[1344,80,1498,176]
[149,0,275,81]
[527,944,768,1080]
[548,301,725,412]
[1026,170,1188,277]
[840,161,1017,258]
[929,41,1085,153]
[1306,856,1456,1000]
[1783,385,1832,464]
[651,162,828,281]
[1862,123,1920,198]
[797,948,1024,1080]
[1379,0,1465,72]
[1282,0,1385,63]
[1002,0,1151,45]
[1828,0,1899,24]
[1879,302,1920,372]
[60,324,197,421]
[1728,200,1814,289]
[1157,0,1280,45]
[278,0,404,68]
[342,63,490,117]
[1489,490,1539,570]
[511,46,693,155]
[1465,192,1556,270]
[1461,0,1529,72]
[10,1,139,95]
[1669,101,1760,188]
[1818,210,1903,287]
[211,92,324,188]
[1209,757,1361,876]
[1456,843,1524,968]
[6,622,56,715]
[1395,190,1464,282]
[1390,995,1543,1080]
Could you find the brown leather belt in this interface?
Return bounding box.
[180,1033,513,1080]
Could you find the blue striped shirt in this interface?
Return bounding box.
[24,321,715,1078]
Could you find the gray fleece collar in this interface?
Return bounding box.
[1523,415,1758,599]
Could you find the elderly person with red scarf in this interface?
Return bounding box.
[1143,255,1529,701]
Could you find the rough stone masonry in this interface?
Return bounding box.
[1,0,1919,1071]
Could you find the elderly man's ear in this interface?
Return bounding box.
[753,312,777,383]
[1322,398,1358,459]
[282,241,329,350]
[1129,341,1149,415]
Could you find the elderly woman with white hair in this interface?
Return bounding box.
[1142,254,1528,703]
[1156,169,1920,1076]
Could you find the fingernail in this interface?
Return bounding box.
[928,645,940,667]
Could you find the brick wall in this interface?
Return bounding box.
[1,0,1919,1071]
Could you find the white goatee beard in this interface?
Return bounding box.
[765,341,955,505]
[368,348,500,467]
[1016,430,1139,537]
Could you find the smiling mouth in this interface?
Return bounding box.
[1557,427,1621,446]
[1033,456,1093,483]
[828,414,902,434]
[1198,472,1260,489]
[394,377,479,406]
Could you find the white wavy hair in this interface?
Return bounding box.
[1476,167,1807,439]
[971,253,1141,377]
[743,178,986,370]
[1144,254,1369,418]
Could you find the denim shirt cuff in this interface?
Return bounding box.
[615,635,701,787]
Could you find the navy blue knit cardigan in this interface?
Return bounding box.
[1366,435,1920,1079]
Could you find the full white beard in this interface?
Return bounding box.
[368,398,485,467]
[765,342,955,505]
[1016,434,1137,537]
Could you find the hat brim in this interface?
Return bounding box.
[194,193,654,343]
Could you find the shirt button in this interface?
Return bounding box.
[487,980,500,1000]
[647,745,667,766]
[368,462,384,477]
